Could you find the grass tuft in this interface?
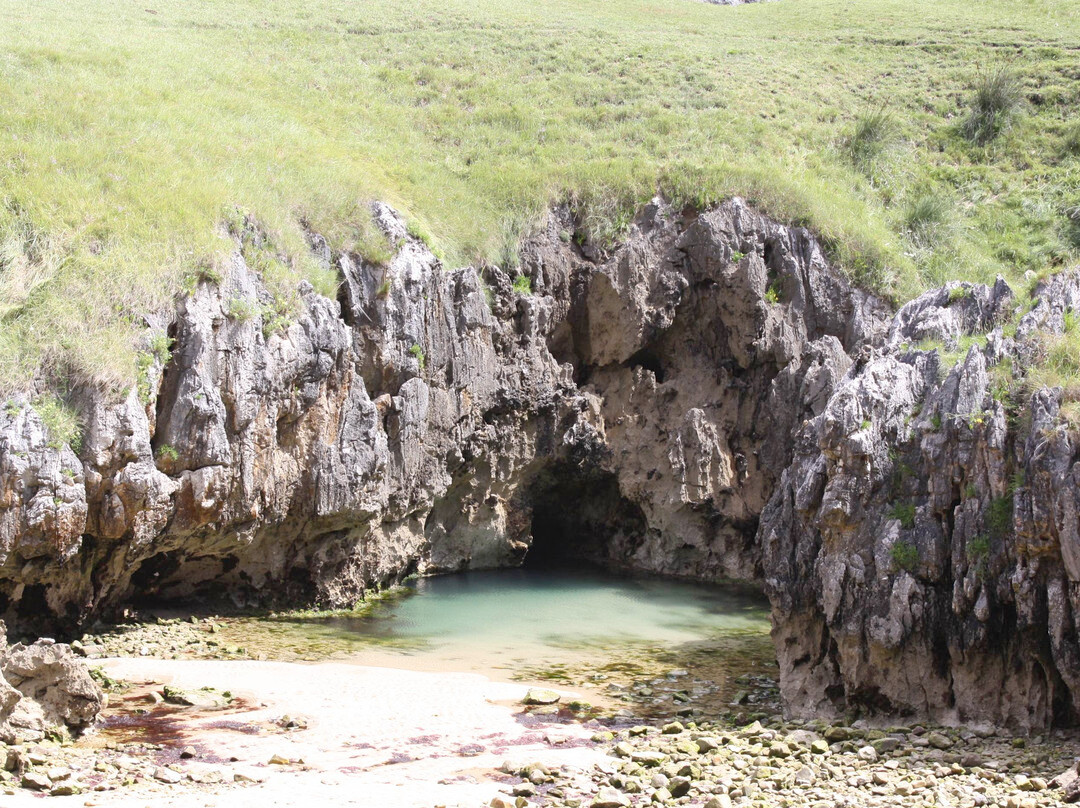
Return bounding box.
[901,193,953,248]
[34,394,82,453]
[962,64,1025,146]
[846,105,898,166]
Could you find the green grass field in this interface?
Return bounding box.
[1,0,1078,393]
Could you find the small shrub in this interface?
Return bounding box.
[226,297,261,322]
[156,444,180,462]
[847,105,898,165]
[149,331,174,363]
[860,418,872,431]
[35,395,82,453]
[889,502,916,530]
[967,534,991,562]
[1008,469,1026,494]
[890,540,920,573]
[409,343,425,369]
[962,65,1024,145]
[261,299,292,339]
[764,280,782,305]
[730,249,746,263]
[376,278,392,298]
[964,482,977,499]
[931,413,943,430]
[988,495,1013,539]
[990,357,1015,404]
[3,400,20,417]
[512,275,532,295]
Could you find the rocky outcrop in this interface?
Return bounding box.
[0,622,104,743]
[1,196,1079,729]
[761,276,1080,731]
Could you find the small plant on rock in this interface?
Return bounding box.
[226,297,260,322]
[947,285,969,306]
[156,444,180,463]
[512,275,532,295]
[889,502,916,530]
[35,394,83,453]
[409,343,425,369]
[988,495,1013,539]
[890,540,920,573]
[967,534,991,562]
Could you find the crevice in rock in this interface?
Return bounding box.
[336,264,355,329]
[624,346,665,384]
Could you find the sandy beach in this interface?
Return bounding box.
[6,657,610,808]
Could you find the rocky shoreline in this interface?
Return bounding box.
[491,714,1080,808]
[0,609,1077,806]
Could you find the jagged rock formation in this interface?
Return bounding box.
[0,622,104,743]
[1,196,1078,729]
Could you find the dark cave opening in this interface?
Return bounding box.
[522,462,648,569]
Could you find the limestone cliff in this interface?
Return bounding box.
[1,198,1078,729]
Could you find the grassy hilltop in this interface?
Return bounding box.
[0,0,1078,394]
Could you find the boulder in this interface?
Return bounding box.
[0,630,104,743]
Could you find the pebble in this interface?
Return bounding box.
[591,786,630,808]
[21,771,51,790]
[153,767,183,784]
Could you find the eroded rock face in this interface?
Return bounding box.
[1,197,1079,728]
[761,276,1080,731]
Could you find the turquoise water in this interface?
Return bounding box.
[322,567,771,673]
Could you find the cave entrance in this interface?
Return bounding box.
[522,462,648,569]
